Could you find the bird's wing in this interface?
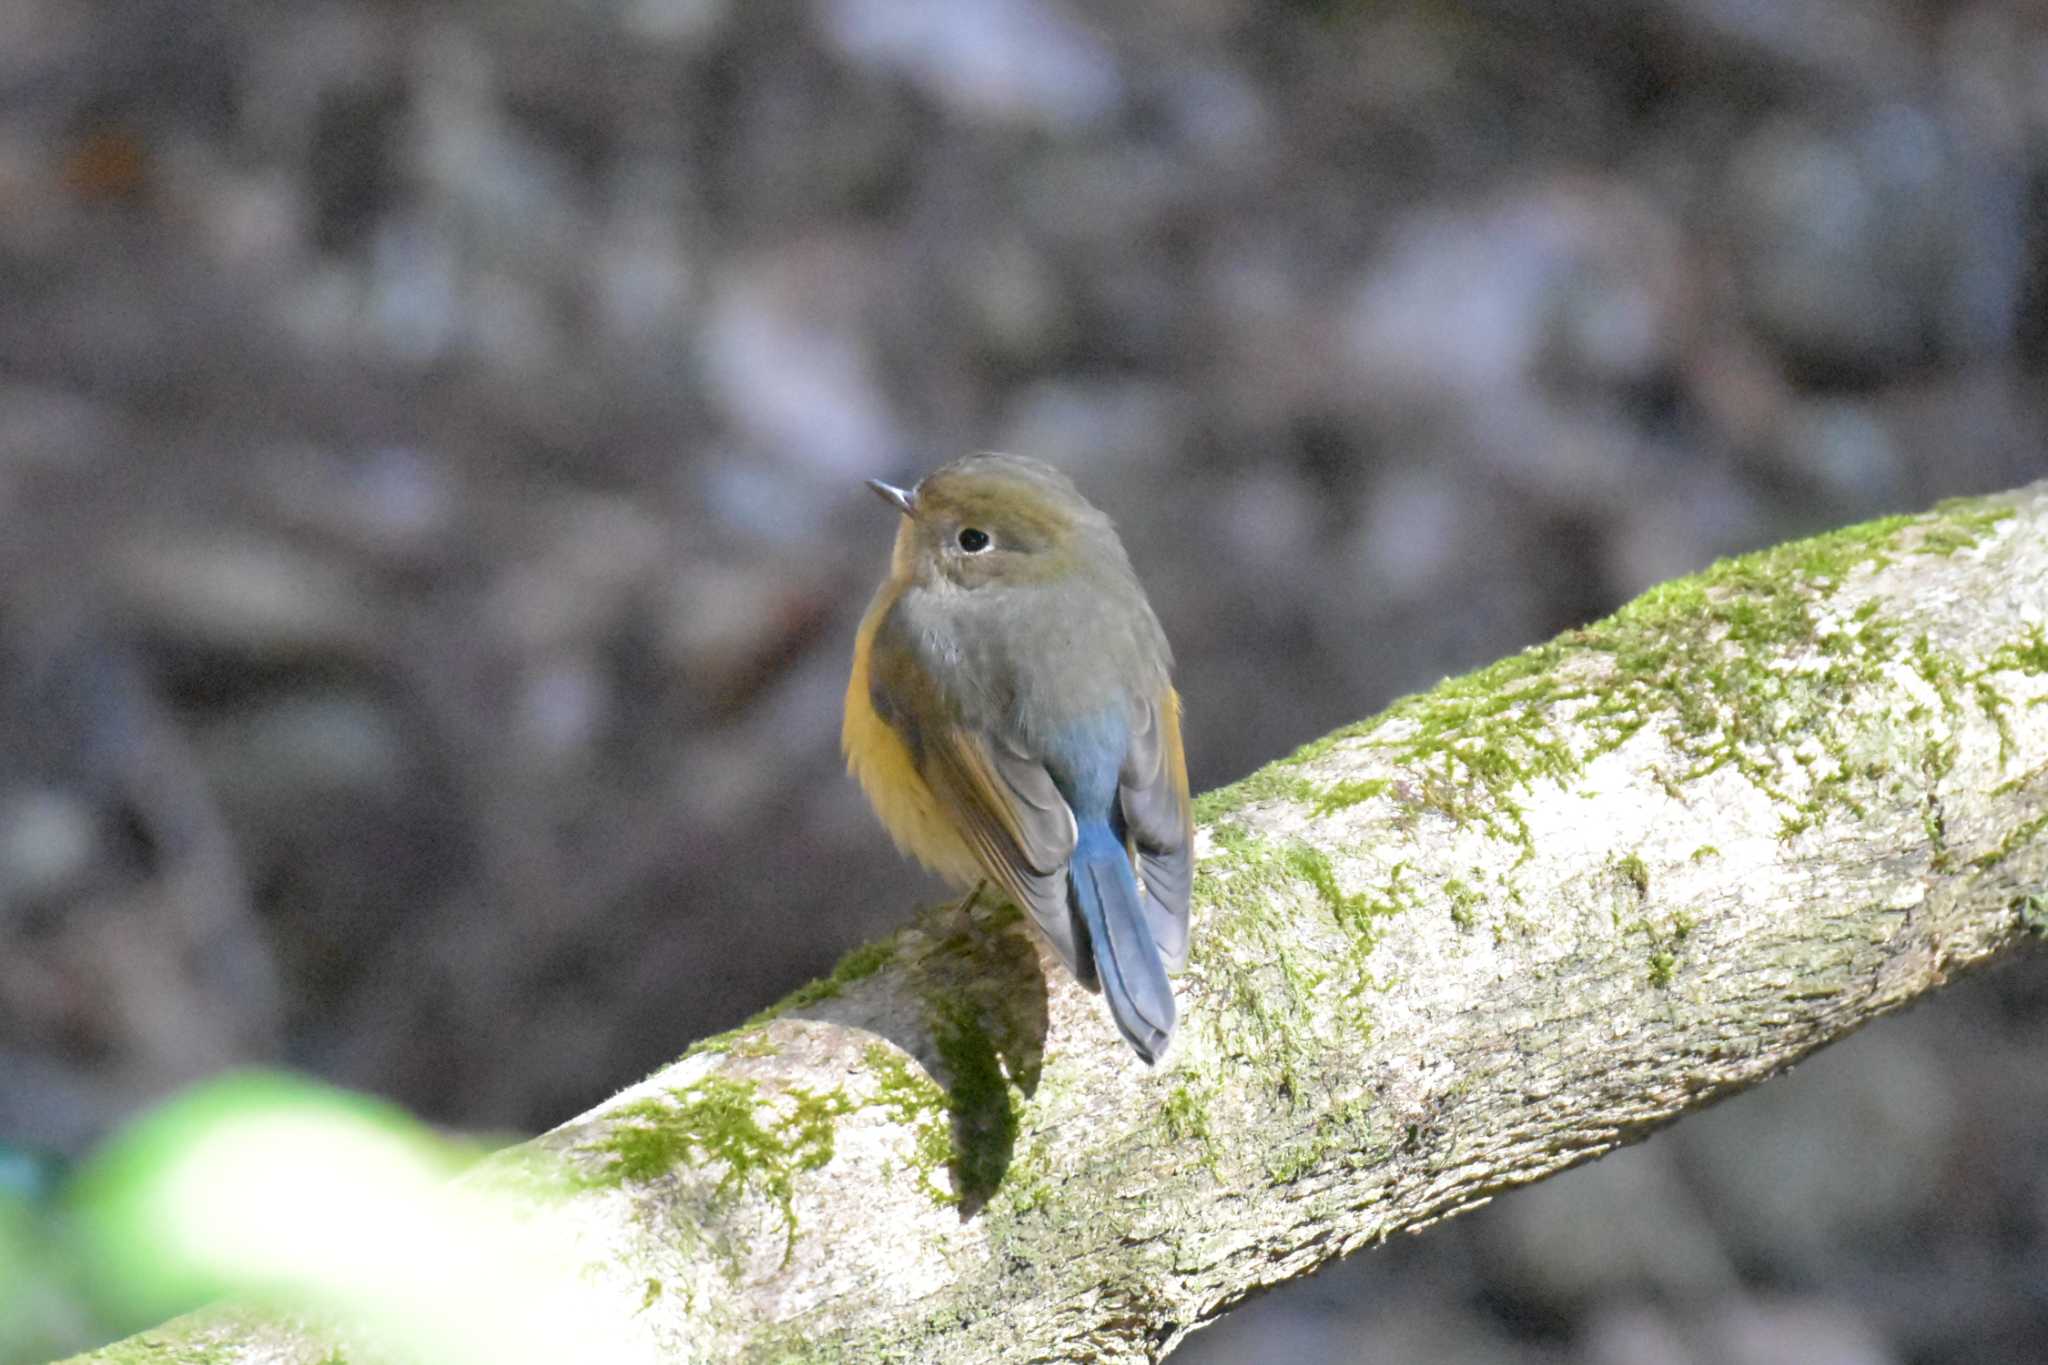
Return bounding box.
[1119,688,1193,971]
[922,724,1090,984]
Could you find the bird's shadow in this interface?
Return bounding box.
[792,890,1049,1217]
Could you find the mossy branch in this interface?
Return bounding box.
[74,484,2048,1364]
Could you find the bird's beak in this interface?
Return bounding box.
[866,479,917,518]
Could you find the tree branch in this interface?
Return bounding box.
[75,484,2048,1364]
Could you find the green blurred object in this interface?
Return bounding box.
[54,1069,659,1365]
[66,1071,466,1328]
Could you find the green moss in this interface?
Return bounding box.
[1625,906,1695,986]
[1972,679,2019,765]
[676,937,903,1066]
[585,1075,850,1263]
[1191,497,2016,876]
[1923,495,2022,553]
[1993,758,2048,799]
[991,1128,1054,1217]
[1264,1142,1318,1184]
[1616,853,1649,897]
[1312,778,1392,816]
[1908,633,1969,773]
[777,938,898,1013]
[1189,824,1372,1089]
[1907,618,2048,781]
[1443,876,1481,931]
[1193,765,1322,823]
[1982,625,2048,676]
[1922,774,1953,872]
[928,996,1016,1208]
[1263,1096,1382,1184]
[863,1043,954,1205]
[1338,496,2014,855]
[1689,844,1720,862]
[1966,624,2048,767]
[1197,829,1423,1040]
[723,1034,781,1060]
[1977,811,2048,872]
[1162,1083,1210,1142]
[1284,845,1401,945]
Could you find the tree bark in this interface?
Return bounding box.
[73,483,2048,1364]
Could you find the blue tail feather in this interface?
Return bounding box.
[1069,823,1176,1064]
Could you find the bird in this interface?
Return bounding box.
[843,453,1193,1064]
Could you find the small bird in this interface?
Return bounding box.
[844,454,1193,1064]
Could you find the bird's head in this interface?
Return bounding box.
[868,453,1114,592]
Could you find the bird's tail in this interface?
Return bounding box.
[1070,823,1177,1065]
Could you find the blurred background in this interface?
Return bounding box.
[1,0,2045,1360]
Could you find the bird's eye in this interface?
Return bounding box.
[957,527,992,554]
